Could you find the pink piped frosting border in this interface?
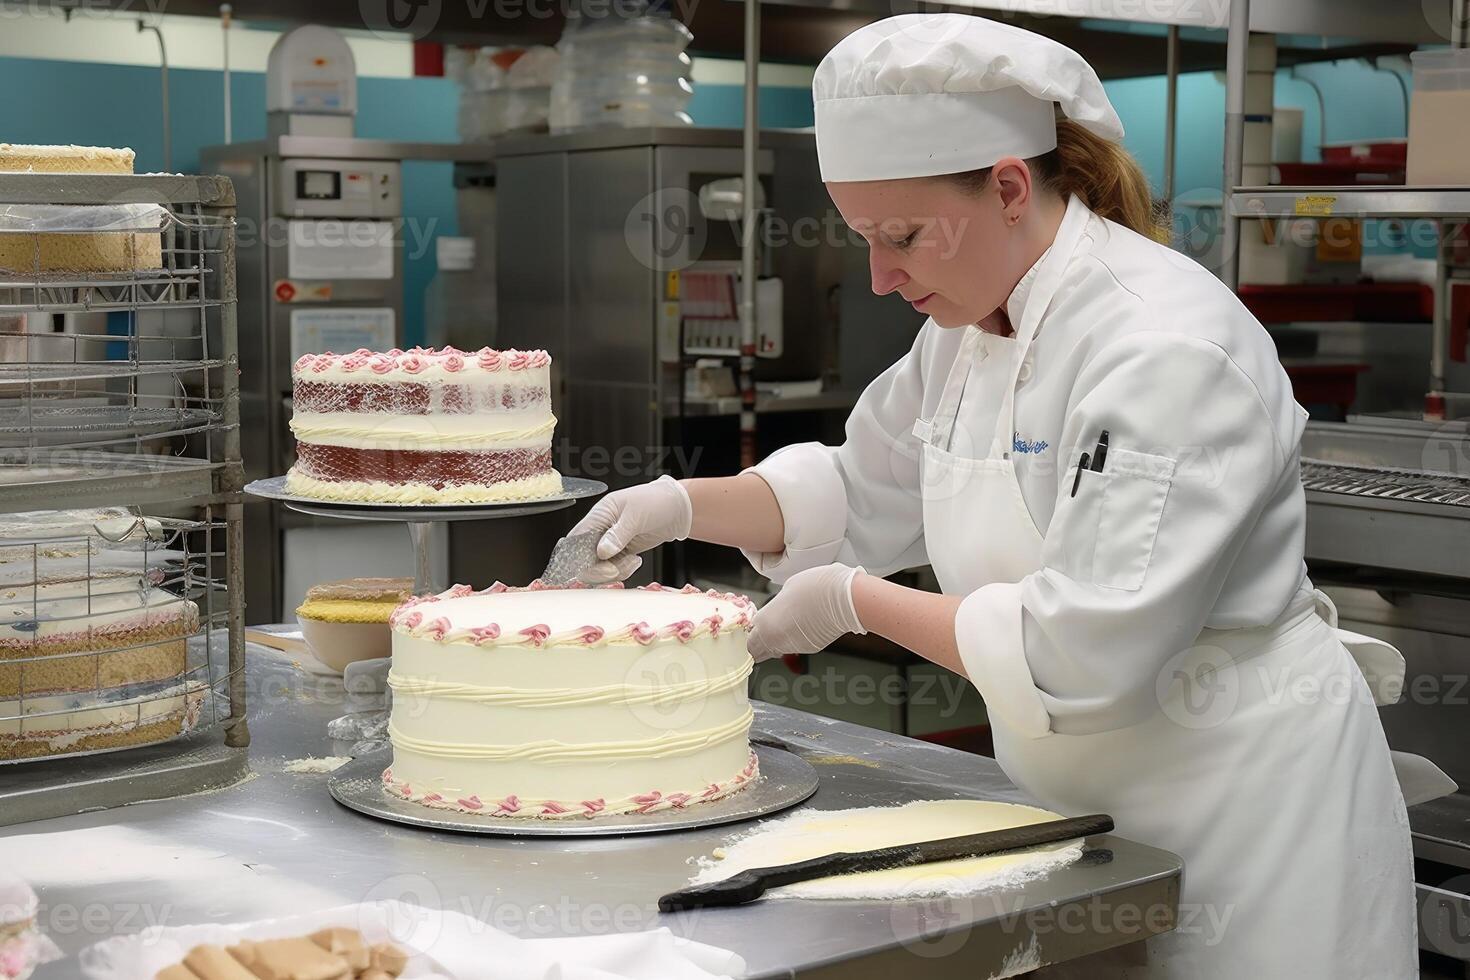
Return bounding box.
[292,346,551,378]
[382,749,760,819]
[388,581,755,649]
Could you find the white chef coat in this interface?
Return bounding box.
[746,200,1313,738]
[743,196,1416,978]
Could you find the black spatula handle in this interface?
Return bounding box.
[658,812,1113,912]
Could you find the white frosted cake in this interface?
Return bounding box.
[384,582,759,818]
[286,346,562,504]
[0,143,163,273]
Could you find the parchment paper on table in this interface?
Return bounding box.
[689,799,1084,900]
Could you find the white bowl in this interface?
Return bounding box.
[296,617,391,674]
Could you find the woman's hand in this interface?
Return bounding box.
[748,563,867,662]
[569,475,692,583]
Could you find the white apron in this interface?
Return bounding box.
[913,207,1417,979]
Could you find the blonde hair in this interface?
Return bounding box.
[949,118,1170,243]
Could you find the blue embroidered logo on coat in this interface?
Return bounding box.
[1012,432,1049,454]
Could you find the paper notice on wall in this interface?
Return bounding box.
[290,307,396,362]
[286,219,395,280]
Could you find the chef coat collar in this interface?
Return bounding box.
[1004,246,1048,335]
[1002,194,1089,341]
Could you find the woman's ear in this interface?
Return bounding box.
[990,157,1032,225]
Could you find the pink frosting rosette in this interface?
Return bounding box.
[469,625,501,645]
[340,351,371,372]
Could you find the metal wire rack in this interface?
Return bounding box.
[0,172,245,772]
[0,204,231,314]
[1301,459,1470,508]
[0,513,233,763]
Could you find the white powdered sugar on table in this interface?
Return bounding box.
[282,756,352,773]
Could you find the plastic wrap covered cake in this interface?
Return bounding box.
[285,347,561,504]
[0,143,164,273]
[0,508,201,761]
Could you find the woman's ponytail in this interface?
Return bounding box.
[947,116,1170,243]
[1039,119,1168,242]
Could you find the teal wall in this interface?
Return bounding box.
[686,82,816,130]
[0,57,459,344]
[0,50,1420,342]
[697,58,1422,258]
[694,57,1416,205]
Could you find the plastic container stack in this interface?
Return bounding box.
[449,45,558,143]
[550,0,694,132]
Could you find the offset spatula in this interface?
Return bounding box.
[658,813,1113,912]
[538,531,602,586]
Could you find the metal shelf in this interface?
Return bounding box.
[0,168,247,789]
[0,406,223,454]
[1231,186,1470,220]
[0,452,219,513]
[1411,794,1470,869]
[1301,460,1470,508]
[0,360,223,385]
[0,263,228,314]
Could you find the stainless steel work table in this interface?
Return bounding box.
[13,646,1182,978]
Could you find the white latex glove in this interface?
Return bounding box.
[570,475,693,583]
[747,563,867,663]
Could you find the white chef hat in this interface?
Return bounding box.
[813,14,1125,182]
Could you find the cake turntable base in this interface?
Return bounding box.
[328,744,819,837]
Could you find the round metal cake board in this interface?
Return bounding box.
[244,476,607,522]
[328,746,819,837]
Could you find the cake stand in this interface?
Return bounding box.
[243,476,607,593]
[326,743,820,837]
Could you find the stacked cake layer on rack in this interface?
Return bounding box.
[285,347,562,505]
[383,583,760,818]
[0,143,164,273]
[0,508,203,761]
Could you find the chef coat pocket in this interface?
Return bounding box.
[1093,448,1175,591]
[1044,459,1103,583]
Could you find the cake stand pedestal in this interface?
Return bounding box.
[327,744,819,837]
[244,476,607,593]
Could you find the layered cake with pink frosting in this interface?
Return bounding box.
[383,582,760,818]
[285,346,561,504]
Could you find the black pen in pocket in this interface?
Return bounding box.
[1091,430,1109,471]
[1071,452,1091,498]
